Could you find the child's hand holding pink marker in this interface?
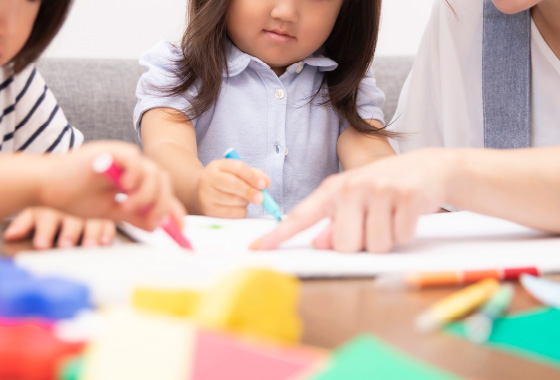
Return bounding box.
[31,141,189,248]
[90,145,192,249]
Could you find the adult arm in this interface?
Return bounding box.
[254,146,560,253]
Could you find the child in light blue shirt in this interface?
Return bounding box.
[135,0,395,218]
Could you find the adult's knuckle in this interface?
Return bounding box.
[321,175,339,190]
[342,177,363,196]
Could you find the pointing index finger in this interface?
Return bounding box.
[252,190,332,250]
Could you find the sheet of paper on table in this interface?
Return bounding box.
[15,211,560,305]
[118,211,560,276]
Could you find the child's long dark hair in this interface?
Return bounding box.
[169,0,394,137]
[11,0,74,74]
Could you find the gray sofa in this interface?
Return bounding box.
[37,57,414,145]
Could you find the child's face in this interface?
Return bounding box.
[491,0,543,14]
[0,0,41,66]
[226,0,344,75]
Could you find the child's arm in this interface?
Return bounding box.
[337,121,396,170]
[0,141,185,231]
[141,108,270,218]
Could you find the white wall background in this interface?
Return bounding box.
[45,0,434,60]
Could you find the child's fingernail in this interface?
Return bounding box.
[257,179,266,189]
[252,192,263,205]
[82,239,98,247]
[34,238,50,250]
[249,238,263,250]
[100,236,112,245]
[58,239,73,248]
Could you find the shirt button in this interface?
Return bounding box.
[274,89,285,100]
[285,147,289,156]
[296,65,304,74]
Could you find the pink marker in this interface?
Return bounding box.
[92,153,193,250]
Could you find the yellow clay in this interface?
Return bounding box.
[132,287,202,317]
[194,268,302,344]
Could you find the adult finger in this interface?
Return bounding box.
[364,190,394,253]
[392,193,421,247]
[252,188,332,250]
[331,184,367,253]
[312,221,334,250]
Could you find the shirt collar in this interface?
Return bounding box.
[225,41,338,77]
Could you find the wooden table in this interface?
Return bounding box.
[1,222,558,380]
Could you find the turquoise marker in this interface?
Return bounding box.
[465,283,514,343]
[224,148,282,222]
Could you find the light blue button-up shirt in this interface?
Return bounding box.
[134,41,385,216]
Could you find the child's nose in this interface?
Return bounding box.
[270,0,299,23]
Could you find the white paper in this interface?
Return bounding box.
[119,211,560,275]
[16,211,560,305]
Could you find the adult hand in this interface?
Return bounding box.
[195,159,270,218]
[254,148,456,253]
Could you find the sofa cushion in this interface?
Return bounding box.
[372,56,414,127]
[37,58,142,145]
[37,56,413,146]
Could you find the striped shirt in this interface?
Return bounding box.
[0,64,83,154]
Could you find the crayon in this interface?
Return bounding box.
[465,283,514,343]
[376,267,541,288]
[224,148,282,222]
[415,278,500,333]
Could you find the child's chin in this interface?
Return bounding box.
[490,0,532,15]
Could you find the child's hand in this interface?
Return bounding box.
[196,159,271,218]
[4,208,115,250]
[39,141,186,231]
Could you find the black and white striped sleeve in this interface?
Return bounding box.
[1,65,84,154]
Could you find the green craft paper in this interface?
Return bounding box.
[60,357,83,380]
[447,307,560,368]
[310,335,464,380]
